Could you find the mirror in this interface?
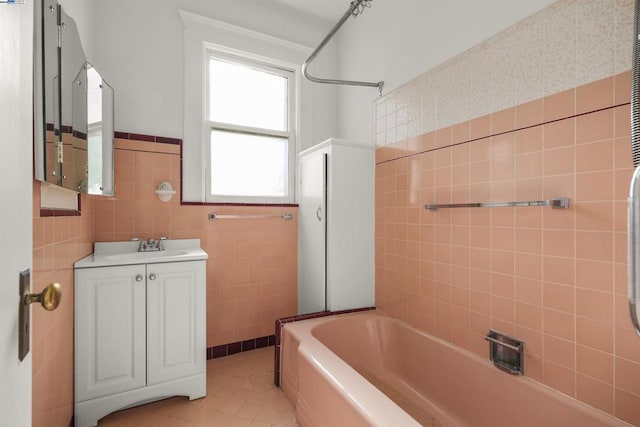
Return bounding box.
[35,0,114,196]
[36,0,60,185]
[60,6,86,191]
[73,63,114,195]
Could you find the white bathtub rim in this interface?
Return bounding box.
[284,311,632,427]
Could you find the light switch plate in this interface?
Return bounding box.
[18,269,30,361]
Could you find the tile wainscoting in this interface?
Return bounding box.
[375,71,640,425]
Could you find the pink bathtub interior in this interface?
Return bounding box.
[280,311,629,427]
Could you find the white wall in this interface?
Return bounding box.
[333,0,560,144]
[59,0,95,58]
[371,0,633,148]
[90,0,338,150]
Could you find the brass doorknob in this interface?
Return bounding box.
[23,283,62,311]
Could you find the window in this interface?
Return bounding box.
[205,52,295,203]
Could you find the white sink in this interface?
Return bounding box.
[104,249,190,261]
[75,239,208,268]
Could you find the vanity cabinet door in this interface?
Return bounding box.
[146,261,206,385]
[75,264,147,402]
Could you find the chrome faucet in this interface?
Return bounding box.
[137,237,168,252]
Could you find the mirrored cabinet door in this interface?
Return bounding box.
[41,0,61,185]
[73,63,114,196]
[34,0,115,197]
[60,6,87,191]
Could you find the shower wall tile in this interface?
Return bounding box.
[468,46,494,120]
[374,71,636,424]
[420,74,438,134]
[575,0,615,87]
[375,0,633,147]
[435,67,454,129]
[614,0,634,74]
[516,20,545,105]
[490,27,519,112]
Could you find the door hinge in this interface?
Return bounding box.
[57,24,62,48]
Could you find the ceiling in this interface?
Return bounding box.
[267,0,351,21]
[267,0,559,27]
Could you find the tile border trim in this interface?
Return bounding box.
[206,334,276,360]
[114,131,183,145]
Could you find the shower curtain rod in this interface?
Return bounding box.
[302,0,384,95]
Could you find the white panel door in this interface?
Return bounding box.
[75,265,147,402]
[0,2,33,426]
[298,150,327,314]
[146,261,206,385]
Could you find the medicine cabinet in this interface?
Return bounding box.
[34,0,114,196]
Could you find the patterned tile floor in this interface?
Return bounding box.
[98,347,298,427]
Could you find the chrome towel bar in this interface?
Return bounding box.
[208,213,293,221]
[424,197,569,211]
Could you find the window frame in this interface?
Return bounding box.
[204,49,296,204]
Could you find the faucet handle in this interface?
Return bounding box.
[132,237,141,241]
[160,236,168,241]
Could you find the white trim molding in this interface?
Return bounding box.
[180,9,314,203]
[178,9,312,53]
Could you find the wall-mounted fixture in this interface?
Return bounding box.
[208,213,293,220]
[424,197,570,211]
[302,0,384,95]
[485,330,524,375]
[155,181,176,202]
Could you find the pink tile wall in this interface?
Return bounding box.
[31,137,298,426]
[375,71,640,425]
[95,139,298,347]
[32,182,96,427]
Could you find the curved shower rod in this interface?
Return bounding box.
[302,0,384,95]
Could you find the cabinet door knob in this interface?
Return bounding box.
[135,274,143,282]
[149,273,157,281]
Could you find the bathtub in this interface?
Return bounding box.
[280,311,629,427]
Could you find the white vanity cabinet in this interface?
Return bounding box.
[74,239,207,427]
[75,264,147,402]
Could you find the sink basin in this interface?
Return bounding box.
[74,239,208,268]
[104,250,190,261]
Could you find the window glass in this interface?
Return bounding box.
[206,53,294,203]
[210,129,288,197]
[208,58,288,131]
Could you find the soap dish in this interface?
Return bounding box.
[155,181,176,202]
